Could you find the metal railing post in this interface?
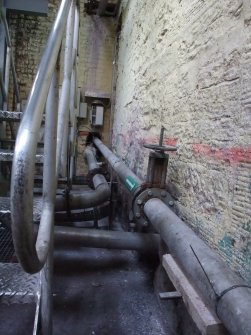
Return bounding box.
[40,72,58,335]
[56,1,75,177]
[69,5,79,184]
[0,8,20,106]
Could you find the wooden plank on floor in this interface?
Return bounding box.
[162,254,228,335]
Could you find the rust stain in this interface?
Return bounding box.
[192,144,251,164]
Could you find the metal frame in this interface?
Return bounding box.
[11,0,72,274]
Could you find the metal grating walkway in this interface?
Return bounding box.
[0,222,15,263]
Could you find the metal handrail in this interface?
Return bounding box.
[10,0,72,274]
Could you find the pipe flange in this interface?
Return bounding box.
[132,188,175,227]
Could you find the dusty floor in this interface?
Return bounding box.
[53,247,170,335]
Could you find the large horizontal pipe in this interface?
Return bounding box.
[54,226,159,253]
[93,137,143,195]
[144,198,251,335]
[56,174,110,211]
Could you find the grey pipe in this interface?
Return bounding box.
[0,68,7,101]
[69,5,79,183]
[40,72,58,335]
[0,8,20,103]
[54,226,159,254]
[93,137,143,194]
[144,198,251,335]
[11,0,72,274]
[84,146,99,171]
[56,174,110,211]
[56,1,75,177]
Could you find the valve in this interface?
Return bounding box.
[143,126,177,153]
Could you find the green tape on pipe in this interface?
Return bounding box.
[125,176,139,192]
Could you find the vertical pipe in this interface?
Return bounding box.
[0,8,20,104]
[69,5,79,184]
[56,1,75,177]
[4,46,10,109]
[40,72,58,335]
[0,68,7,101]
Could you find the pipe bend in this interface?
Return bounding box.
[55,175,110,211]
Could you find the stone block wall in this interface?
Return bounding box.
[112,0,251,283]
[7,0,115,175]
[8,0,59,109]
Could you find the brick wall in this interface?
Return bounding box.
[8,1,59,109]
[112,0,251,283]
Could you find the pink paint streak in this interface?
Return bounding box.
[192,144,251,164]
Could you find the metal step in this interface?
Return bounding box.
[0,262,40,304]
[0,110,45,123]
[0,110,23,121]
[0,262,41,334]
[0,196,43,224]
[0,149,44,163]
[0,138,44,148]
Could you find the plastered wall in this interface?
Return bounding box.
[76,7,116,175]
[112,0,251,283]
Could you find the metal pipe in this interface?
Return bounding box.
[39,72,58,335]
[84,146,99,171]
[56,1,75,177]
[4,46,10,105]
[11,0,72,274]
[93,137,143,194]
[0,8,20,103]
[0,68,7,101]
[56,174,110,210]
[54,226,159,253]
[69,6,79,183]
[144,198,251,335]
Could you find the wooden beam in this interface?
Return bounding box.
[162,254,228,335]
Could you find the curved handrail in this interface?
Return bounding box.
[10,0,72,274]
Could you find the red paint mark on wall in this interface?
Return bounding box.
[163,138,178,147]
[192,144,251,164]
[79,131,89,137]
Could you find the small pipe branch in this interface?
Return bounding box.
[54,226,159,254]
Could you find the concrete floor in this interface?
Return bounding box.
[53,247,170,335]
